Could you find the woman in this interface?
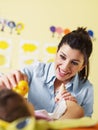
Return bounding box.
[0,27,93,119]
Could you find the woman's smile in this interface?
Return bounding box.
[58,67,70,77]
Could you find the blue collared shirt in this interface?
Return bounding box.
[21,61,94,117]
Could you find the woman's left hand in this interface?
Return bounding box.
[61,90,77,103]
[55,90,77,103]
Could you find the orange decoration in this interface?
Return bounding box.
[63,28,70,35]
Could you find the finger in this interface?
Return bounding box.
[13,70,28,83]
[61,90,68,95]
[64,96,77,103]
[0,80,6,89]
[23,74,28,82]
[4,70,23,88]
[61,92,71,98]
[0,75,12,89]
[6,72,18,88]
[12,70,23,83]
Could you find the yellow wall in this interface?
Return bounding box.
[0,0,98,119]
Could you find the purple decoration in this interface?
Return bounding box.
[7,21,16,28]
[7,21,16,34]
[50,26,56,33]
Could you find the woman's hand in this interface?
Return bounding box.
[61,90,77,103]
[55,90,77,103]
[0,70,28,89]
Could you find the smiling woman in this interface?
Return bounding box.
[0,27,93,119]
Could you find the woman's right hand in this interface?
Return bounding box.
[0,70,28,89]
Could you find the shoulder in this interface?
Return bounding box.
[78,79,94,98]
[31,61,53,72]
[21,61,50,70]
[75,74,93,87]
[80,79,93,89]
[73,74,94,93]
[21,61,54,76]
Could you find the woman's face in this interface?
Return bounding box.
[55,44,85,82]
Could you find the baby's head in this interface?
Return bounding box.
[0,89,34,122]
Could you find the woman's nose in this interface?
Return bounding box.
[61,61,70,70]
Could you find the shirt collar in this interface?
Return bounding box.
[45,63,79,93]
[73,73,80,92]
[65,73,79,93]
[45,62,56,84]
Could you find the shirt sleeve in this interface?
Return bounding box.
[20,61,46,86]
[20,62,38,84]
[82,84,94,117]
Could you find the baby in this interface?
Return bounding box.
[0,88,34,122]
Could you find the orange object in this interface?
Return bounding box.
[63,28,70,35]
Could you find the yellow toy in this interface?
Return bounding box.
[13,80,29,96]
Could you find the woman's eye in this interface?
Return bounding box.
[71,61,78,65]
[60,55,66,60]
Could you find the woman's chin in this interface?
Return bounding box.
[56,75,65,81]
[56,74,71,82]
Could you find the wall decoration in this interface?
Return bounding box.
[49,26,95,41]
[88,29,96,41]
[42,42,58,62]
[56,27,63,38]
[0,38,12,68]
[16,22,24,35]
[19,40,40,67]
[49,26,70,38]
[63,28,70,35]
[7,21,16,34]
[0,54,6,66]
[50,26,56,37]
[0,19,8,32]
[88,30,94,37]
[0,18,24,35]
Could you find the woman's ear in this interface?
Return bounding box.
[79,64,86,71]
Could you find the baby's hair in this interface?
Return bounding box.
[0,89,33,122]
